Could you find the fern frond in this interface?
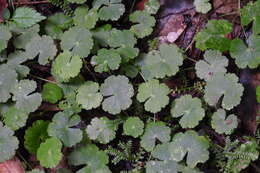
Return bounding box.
[48,0,73,16]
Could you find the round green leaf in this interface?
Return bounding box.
[61,27,93,58]
[76,81,103,110]
[0,122,19,162]
[123,117,144,138]
[0,25,12,52]
[169,130,209,168]
[204,73,244,110]
[137,79,170,113]
[52,51,83,82]
[195,50,228,81]
[74,6,98,29]
[171,95,205,128]
[140,121,171,152]
[3,105,28,130]
[194,0,212,14]
[86,117,118,144]
[42,83,63,104]
[211,109,238,135]
[36,137,63,168]
[100,75,134,114]
[107,29,137,48]
[24,120,49,154]
[91,49,121,73]
[47,112,83,147]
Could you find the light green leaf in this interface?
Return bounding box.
[144,0,160,14]
[92,24,112,47]
[116,47,139,63]
[24,120,49,154]
[13,24,40,49]
[91,49,121,73]
[68,144,109,169]
[108,29,137,48]
[3,105,29,130]
[76,81,103,110]
[140,43,184,80]
[0,25,11,54]
[137,79,170,113]
[171,95,205,128]
[86,117,118,144]
[195,50,228,81]
[42,83,63,104]
[7,51,30,78]
[230,35,260,69]
[204,73,244,110]
[12,79,42,113]
[0,122,19,162]
[169,130,209,168]
[129,11,156,38]
[0,64,18,103]
[151,142,172,161]
[47,112,83,147]
[123,117,144,138]
[36,137,63,168]
[93,0,125,21]
[52,51,83,82]
[140,121,171,151]
[211,109,238,135]
[25,35,57,65]
[195,20,232,51]
[74,6,98,29]
[61,27,93,57]
[100,75,134,114]
[12,7,46,28]
[194,0,212,14]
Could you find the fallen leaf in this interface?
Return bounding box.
[0,0,7,22]
[0,157,25,173]
[213,0,238,14]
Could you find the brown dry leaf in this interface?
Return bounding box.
[0,0,7,22]
[0,157,25,173]
[213,0,238,14]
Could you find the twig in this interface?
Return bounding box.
[29,74,57,84]
[14,0,49,5]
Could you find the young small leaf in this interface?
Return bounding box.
[230,36,260,69]
[141,121,171,151]
[194,0,212,14]
[24,120,49,154]
[195,50,228,81]
[36,137,63,168]
[171,95,205,128]
[144,0,160,14]
[204,73,244,110]
[169,130,209,168]
[47,112,83,147]
[52,51,83,82]
[12,7,46,28]
[211,109,238,135]
[76,81,103,110]
[86,117,118,144]
[42,83,63,104]
[123,117,144,138]
[100,75,134,114]
[12,79,42,113]
[0,122,19,162]
[61,27,93,58]
[137,79,170,113]
[91,49,121,73]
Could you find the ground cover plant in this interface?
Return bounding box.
[0,0,260,172]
